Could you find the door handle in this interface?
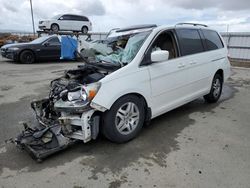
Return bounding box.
[178,63,185,68]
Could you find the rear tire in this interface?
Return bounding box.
[204,74,223,103]
[19,50,35,64]
[102,95,145,143]
[81,26,88,34]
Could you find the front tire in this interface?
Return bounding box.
[19,50,35,64]
[102,95,145,143]
[51,24,59,32]
[204,74,223,103]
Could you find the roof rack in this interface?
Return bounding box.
[106,28,120,38]
[116,24,157,33]
[175,23,208,28]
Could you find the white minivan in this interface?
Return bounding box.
[16,23,231,160]
[38,14,92,33]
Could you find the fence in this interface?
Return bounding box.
[221,32,250,64]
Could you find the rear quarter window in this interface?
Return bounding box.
[202,30,224,50]
[81,16,89,21]
[72,16,88,21]
[176,29,204,56]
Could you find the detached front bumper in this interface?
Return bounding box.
[15,123,74,161]
[15,99,100,161]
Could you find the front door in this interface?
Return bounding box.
[147,31,191,117]
[39,37,61,60]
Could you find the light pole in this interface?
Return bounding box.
[227,24,229,34]
[29,0,35,35]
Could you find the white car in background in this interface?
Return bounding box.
[38,14,92,33]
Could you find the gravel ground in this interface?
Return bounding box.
[0,56,250,188]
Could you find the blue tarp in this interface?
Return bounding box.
[60,36,77,60]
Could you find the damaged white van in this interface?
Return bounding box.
[15,23,231,160]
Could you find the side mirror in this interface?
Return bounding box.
[151,50,169,63]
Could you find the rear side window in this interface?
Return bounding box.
[70,15,79,21]
[70,15,87,21]
[203,30,224,50]
[176,29,204,56]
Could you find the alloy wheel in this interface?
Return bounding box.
[115,102,140,135]
[213,78,221,98]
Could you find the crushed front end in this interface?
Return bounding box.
[14,64,112,161]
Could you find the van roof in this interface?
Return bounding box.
[116,24,157,33]
[108,23,215,38]
[175,23,208,27]
[107,24,156,38]
[152,24,215,33]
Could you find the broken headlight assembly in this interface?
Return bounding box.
[54,82,102,113]
[67,88,87,101]
[67,82,101,102]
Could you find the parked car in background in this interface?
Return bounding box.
[1,35,61,63]
[38,14,92,33]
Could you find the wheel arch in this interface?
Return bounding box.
[98,92,152,125]
[215,69,224,83]
[125,93,152,125]
[113,92,149,107]
[82,25,88,30]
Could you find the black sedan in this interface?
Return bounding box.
[0,36,61,63]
